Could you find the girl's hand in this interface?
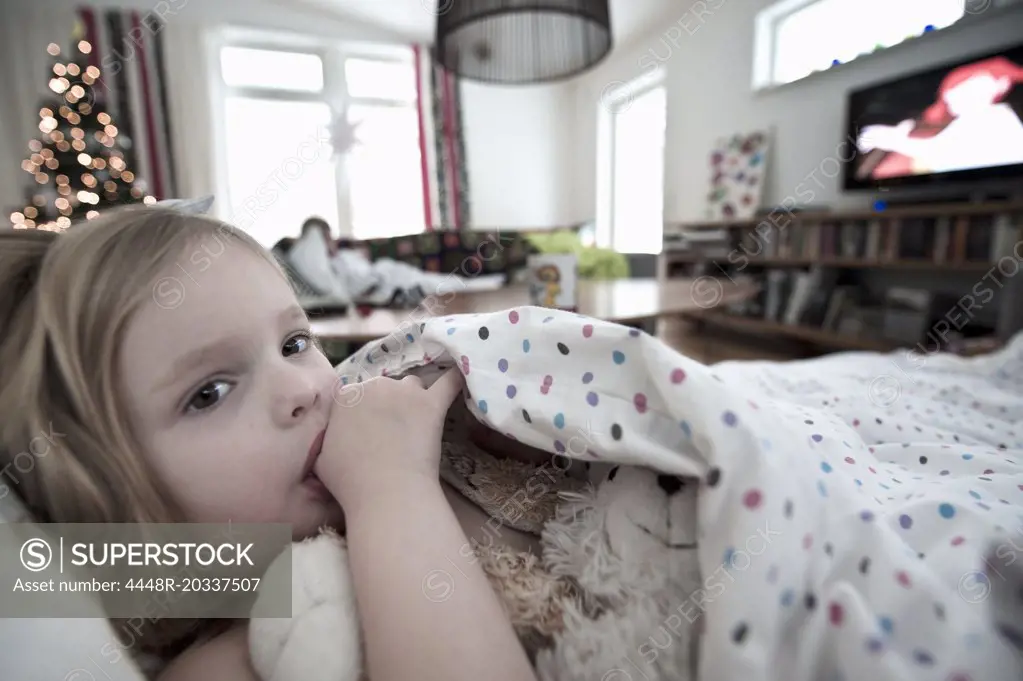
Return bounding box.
[314,369,465,511]
[857,119,915,153]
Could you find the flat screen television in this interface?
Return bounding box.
[843,42,1023,191]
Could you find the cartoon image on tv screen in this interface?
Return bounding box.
[853,56,1023,181]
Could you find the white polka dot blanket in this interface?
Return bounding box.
[334,306,1023,681]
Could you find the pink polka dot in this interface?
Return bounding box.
[543,375,553,386]
[582,324,594,338]
[743,489,763,509]
[423,354,431,362]
[460,355,470,375]
[748,400,759,409]
[670,368,686,384]
[951,536,965,546]
[803,533,813,549]
[829,602,844,626]
[853,419,861,427]
[895,570,911,588]
[540,385,550,395]
[508,310,519,323]
[844,456,856,464]
[869,467,877,474]
[381,368,388,376]
[634,393,648,414]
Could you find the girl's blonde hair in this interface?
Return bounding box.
[0,205,286,657]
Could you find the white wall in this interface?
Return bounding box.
[461,80,576,229]
[572,1,1023,223]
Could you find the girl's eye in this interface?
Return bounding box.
[186,380,232,412]
[283,333,312,357]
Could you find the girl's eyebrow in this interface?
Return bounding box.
[155,337,243,392]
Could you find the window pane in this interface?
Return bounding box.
[347,104,425,238]
[221,97,339,247]
[773,0,965,85]
[611,87,666,254]
[221,47,324,92]
[344,58,417,102]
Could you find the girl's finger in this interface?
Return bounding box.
[427,368,465,408]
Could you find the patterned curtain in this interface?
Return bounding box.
[77,5,177,200]
[413,44,471,230]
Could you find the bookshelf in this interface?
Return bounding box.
[660,201,1023,356]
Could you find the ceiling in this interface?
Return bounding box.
[288,0,675,48]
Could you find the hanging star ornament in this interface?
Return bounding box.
[328,113,362,159]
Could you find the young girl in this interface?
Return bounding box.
[857,56,1023,177]
[0,206,538,681]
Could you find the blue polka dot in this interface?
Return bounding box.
[812,434,823,443]
[554,440,565,453]
[939,503,956,519]
[553,413,565,429]
[447,327,456,335]
[879,616,894,635]
[586,392,599,406]
[854,479,863,486]
[866,637,885,653]
[899,514,912,529]
[969,490,981,499]
[962,453,974,460]
[817,480,828,497]
[523,339,531,353]
[629,328,641,337]
[680,421,692,438]
[341,377,349,385]
[543,316,554,323]
[722,546,734,567]
[761,438,772,451]
[977,501,991,510]
[612,350,626,364]
[478,400,488,413]
[780,589,795,607]
[506,385,517,398]
[821,462,833,473]
[879,483,890,490]
[406,334,414,342]
[723,411,738,427]
[498,359,509,372]
[860,510,875,522]
[582,372,594,383]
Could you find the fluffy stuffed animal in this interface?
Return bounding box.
[246,465,701,681]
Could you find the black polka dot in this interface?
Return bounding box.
[859,557,871,574]
[522,409,532,423]
[381,343,390,353]
[419,323,426,333]
[919,455,928,464]
[934,603,945,620]
[918,552,925,559]
[706,467,722,487]
[913,649,934,666]
[608,466,620,481]
[557,342,570,355]
[999,443,1007,450]
[784,499,793,518]
[876,418,883,425]
[611,423,623,440]
[805,592,817,610]
[804,420,814,425]
[731,622,749,644]
[824,542,833,557]
[478,326,490,340]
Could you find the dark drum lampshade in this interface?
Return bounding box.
[434,0,612,84]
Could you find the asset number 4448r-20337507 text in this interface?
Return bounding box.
[124,577,261,592]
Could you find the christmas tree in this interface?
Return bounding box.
[10,30,154,231]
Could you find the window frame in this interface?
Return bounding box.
[208,27,421,241]
[595,67,667,255]
[751,0,1003,91]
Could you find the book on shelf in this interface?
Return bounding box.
[989,213,1019,260]
[933,216,952,263]
[965,215,994,261]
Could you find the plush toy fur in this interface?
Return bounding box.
[247,465,701,681]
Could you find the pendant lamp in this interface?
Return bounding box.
[434,0,613,84]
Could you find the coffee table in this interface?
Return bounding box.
[310,277,758,343]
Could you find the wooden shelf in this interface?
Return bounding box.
[670,200,1023,231]
[681,309,902,353]
[661,252,995,271]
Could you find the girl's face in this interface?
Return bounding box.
[118,244,343,539]
[943,74,1010,117]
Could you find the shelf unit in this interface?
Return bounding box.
[660,200,1023,356]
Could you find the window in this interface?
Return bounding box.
[754,0,968,89]
[213,36,425,247]
[596,71,667,255]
